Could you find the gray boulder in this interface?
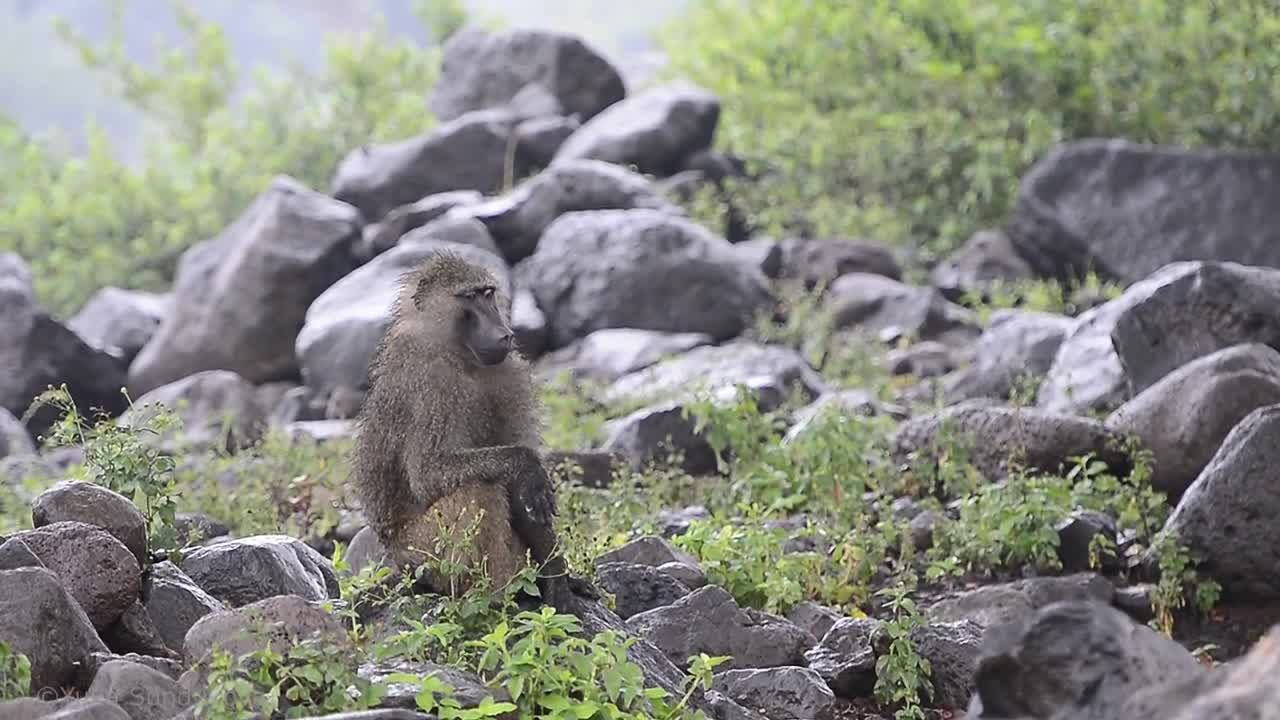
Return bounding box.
[331,109,517,221]
[594,561,691,620]
[0,408,35,460]
[31,480,148,567]
[626,585,816,671]
[0,253,128,438]
[180,535,339,608]
[13,521,141,630]
[711,667,836,720]
[119,370,266,454]
[1153,403,1280,600]
[128,176,361,395]
[1006,138,1280,284]
[0,567,107,692]
[536,328,715,384]
[890,404,1130,486]
[966,600,1202,719]
[602,341,825,409]
[779,236,903,288]
[142,562,225,655]
[86,660,190,720]
[1111,261,1280,396]
[931,229,1036,301]
[1106,343,1280,501]
[67,288,169,366]
[828,273,980,346]
[462,159,681,263]
[429,27,625,124]
[1036,261,1198,414]
[553,82,720,177]
[356,189,482,259]
[183,594,350,667]
[519,209,772,349]
[803,617,879,698]
[944,310,1073,404]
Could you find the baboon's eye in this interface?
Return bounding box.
[481,287,495,299]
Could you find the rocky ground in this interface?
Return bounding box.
[3,23,1280,720]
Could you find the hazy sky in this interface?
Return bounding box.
[1,0,684,158]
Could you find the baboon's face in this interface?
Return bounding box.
[454,283,513,367]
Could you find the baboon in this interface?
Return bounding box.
[350,249,586,611]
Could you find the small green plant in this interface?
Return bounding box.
[0,642,32,700]
[29,385,183,560]
[1149,534,1222,637]
[199,637,385,719]
[873,579,932,720]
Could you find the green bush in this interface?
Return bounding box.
[661,0,1280,257]
[1,0,451,317]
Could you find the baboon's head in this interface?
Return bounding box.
[400,250,514,367]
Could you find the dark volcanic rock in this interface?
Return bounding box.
[626,586,816,671]
[32,480,148,567]
[553,82,720,177]
[519,209,772,349]
[119,370,267,454]
[602,341,825,409]
[595,561,692,620]
[356,189,482,259]
[890,404,1130,486]
[1036,262,1195,414]
[1006,138,1280,284]
[828,273,980,346]
[965,601,1202,719]
[14,521,141,630]
[712,667,836,720]
[180,535,339,608]
[128,176,361,395]
[0,567,108,692]
[0,253,128,438]
[143,561,225,655]
[68,287,168,366]
[803,617,879,698]
[925,574,1115,630]
[183,594,350,667]
[462,158,680,263]
[779,237,903,288]
[1153,403,1280,600]
[1110,261,1280,397]
[331,109,517,222]
[944,309,1073,404]
[536,328,715,384]
[931,229,1036,301]
[429,27,625,124]
[1106,343,1280,501]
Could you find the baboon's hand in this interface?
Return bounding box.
[511,458,557,528]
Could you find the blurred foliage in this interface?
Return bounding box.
[1,0,447,316]
[661,0,1280,259]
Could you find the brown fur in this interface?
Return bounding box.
[350,249,570,600]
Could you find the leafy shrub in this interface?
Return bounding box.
[2,0,451,316]
[661,0,1280,257]
[31,385,184,560]
[0,642,31,701]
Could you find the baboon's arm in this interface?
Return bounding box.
[406,444,543,511]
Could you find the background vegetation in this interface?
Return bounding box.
[5,0,1280,314]
[1,3,1264,713]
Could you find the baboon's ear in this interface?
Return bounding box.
[412,272,442,308]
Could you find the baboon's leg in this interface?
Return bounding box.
[507,459,598,611]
